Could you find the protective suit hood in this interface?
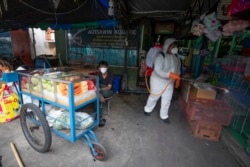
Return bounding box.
[162,38,177,53]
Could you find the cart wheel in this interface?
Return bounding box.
[90,142,107,161]
[20,103,52,153]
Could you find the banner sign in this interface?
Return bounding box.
[69,28,139,49]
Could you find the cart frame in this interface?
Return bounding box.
[1,70,107,160]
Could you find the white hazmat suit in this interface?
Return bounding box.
[144,38,181,120]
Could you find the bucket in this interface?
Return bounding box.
[112,75,122,93]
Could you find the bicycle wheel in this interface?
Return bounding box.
[20,103,52,153]
[90,142,107,161]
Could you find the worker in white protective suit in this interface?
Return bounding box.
[144,38,181,124]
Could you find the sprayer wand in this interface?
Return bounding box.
[181,78,229,93]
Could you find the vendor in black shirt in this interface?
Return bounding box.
[97,60,113,103]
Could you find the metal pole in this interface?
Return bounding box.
[123,30,129,91]
[32,28,37,59]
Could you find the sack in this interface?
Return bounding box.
[204,28,222,42]
[0,84,20,123]
[223,20,250,36]
[52,110,94,130]
[203,12,221,32]
[229,0,250,19]
[191,19,205,36]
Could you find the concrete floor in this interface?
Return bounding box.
[0,92,249,167]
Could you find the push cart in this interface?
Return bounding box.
[1,69,107,161]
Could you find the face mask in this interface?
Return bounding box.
[171,47,178,54]
[100,67,108,74]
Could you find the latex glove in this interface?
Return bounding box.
[175,79,180,88]
[169,72,180,80]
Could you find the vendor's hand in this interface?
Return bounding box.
[175,79,180,88]
[169,72,180,80]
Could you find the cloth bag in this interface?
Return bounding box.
[223,20,250,36]
[0,84,20,123]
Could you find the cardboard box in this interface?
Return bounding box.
[189,83,217,100]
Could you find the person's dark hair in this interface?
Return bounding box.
[98,60,108,68]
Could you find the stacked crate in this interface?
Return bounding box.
[180,81,233,141]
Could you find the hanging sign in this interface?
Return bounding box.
[155,23,174,34]
[69,28,139,49]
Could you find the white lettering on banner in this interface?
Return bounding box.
[87,29,137,35]
[71,28,138,49]
[88,30,113,35]
[114,30,125,35]
[129,30,136,35]
[114,30,136,35]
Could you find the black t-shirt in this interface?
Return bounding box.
[97,72,113,86]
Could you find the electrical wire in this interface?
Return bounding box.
[130,10,184,14]
[54,7,58,25]
[19,0,88,15]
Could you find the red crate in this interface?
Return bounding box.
[189,120,222,141]
[186,98,233,126]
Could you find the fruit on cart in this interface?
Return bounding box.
[30,73,44,92]
[57,83,67,96]
[21,76,29,89]
[57,82,83,96]
[65,75,80,81]
[81,81,88,93]
[56,80,96,96]
[87,80,96,91]
[31,73,40,85]
[42,79,55,92]
[33,83,42,92]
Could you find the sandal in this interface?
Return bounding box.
[99,118,106,127]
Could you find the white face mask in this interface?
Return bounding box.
[100,67,108,74]
[171,47,178,54]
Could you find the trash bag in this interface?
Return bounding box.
[52,110,94,130]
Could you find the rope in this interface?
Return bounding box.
[3,0,7,11]
[144,69,173,96]
[0,5,2,19]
